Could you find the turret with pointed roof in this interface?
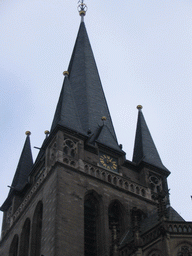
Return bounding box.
[132,105,169,172]
[1,132,33,211]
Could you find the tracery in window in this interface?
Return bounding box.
[63,138,77,158]
[149,174,162,193]
[177,246,192,256]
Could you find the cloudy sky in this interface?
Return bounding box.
[0,0,192,227]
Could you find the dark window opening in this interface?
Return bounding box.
[30,201,43,256]
[19,218,30,256]
[84,196,98,256]
[108,201,124,256]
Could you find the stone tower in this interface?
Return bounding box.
[0,3,192,256]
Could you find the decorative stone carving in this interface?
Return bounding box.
[63,137,77,158]
[177,246,192,256]
[149,174,162,193]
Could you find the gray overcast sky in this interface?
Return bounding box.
[0,1,192,227]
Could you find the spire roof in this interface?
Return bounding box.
[132,106,168,171]
[10,132,33,192]
[51,75,84,134]
[51,21,121,151]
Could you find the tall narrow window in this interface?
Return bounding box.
[84,194,99,256]
[30,201,43,256]
[19,218,30,256]
[108,201,124,256]
[9,234,19,256]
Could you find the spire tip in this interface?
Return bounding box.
[77,0,87,20]
[137,105,143,110]
[44,130,50,138]
[25,131,31,136]
[63,71,69,77]
[101,116,107,121]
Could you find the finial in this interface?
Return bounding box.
[63,71,69,77]
[137,105,143,110]
[77,0,87,22]
[44,130,50,138]
[101,116,107,125]
[25,131,31,136]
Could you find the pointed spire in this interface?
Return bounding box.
[51,17,121,151]
[10,131,33,192]
[133,106,168,171]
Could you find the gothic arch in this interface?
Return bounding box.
[9,234,19,256]
[177,245,192,256]
[19,218,30,256]
[175,242,192,256]
[84,190,102,256]
[30,201,43,256]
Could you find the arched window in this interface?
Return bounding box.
[108,201,124,256]
[30,201,43,256]
[84,193,100,256]
[9,234,19,256]
[19,218,30,256]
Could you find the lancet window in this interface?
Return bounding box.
[19,218,30,256]
[30,201,43,256]
[108,201,124,256]
[84,193,99,256]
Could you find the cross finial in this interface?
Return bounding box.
[77,0,88,22]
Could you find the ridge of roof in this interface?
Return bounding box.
[132,108,168,171]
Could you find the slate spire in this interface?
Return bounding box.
[133,106,167,171]
[51,73,84,134]
[10,131,33,192]
[51,12,121,151]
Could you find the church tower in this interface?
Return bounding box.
[0,2,192,256]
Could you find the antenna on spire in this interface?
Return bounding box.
[77,0,87,22]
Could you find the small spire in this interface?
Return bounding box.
[77,0,88,22]
[10,133,33,192]
[133,107,169,171]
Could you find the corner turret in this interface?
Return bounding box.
[133,106,168,172]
